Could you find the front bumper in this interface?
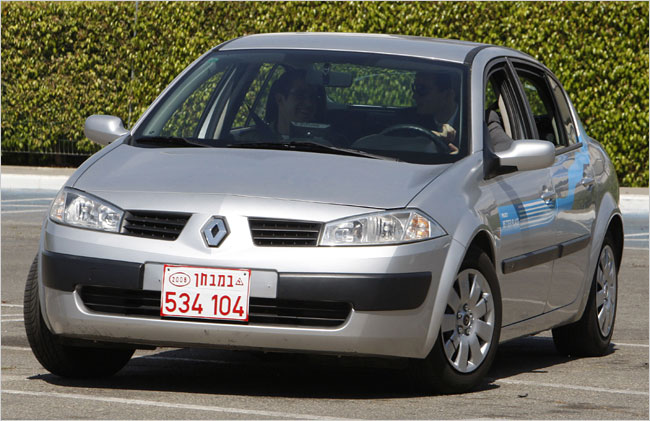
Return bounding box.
[42,251,432,312]
[40,197,452,358]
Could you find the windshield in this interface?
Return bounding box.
[133,50,469,164]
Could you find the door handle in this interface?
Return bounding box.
[580,177,595,189]
[541,190,557,203]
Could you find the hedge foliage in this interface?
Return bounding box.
[1,1,647,185]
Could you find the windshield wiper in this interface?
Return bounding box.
[133,135,214,148]
[225,141,400,161]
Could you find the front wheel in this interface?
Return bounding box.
[552,235,618,356]
[415,248,502,394]
[24,255,134,378]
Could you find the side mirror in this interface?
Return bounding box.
[495,139,555,172]
[84,115,128,145]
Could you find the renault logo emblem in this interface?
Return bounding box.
[202,217,229,247]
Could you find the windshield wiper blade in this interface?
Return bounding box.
[226,142,289,150]
[133,136,214,148]
[226,141,400,161]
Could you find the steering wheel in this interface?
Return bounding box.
[380,124,451,154]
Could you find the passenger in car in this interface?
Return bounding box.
[398,70,460,153]
[486,109,513,152]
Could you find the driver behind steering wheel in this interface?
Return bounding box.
[266,69,326,138]
[397,70,460,153]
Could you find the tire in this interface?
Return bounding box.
[23,255,134,378]
[552,235,618,357]
[416,248,502,394]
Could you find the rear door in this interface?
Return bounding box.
[511,61,596,311]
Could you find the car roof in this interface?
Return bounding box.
[219,32,490,64]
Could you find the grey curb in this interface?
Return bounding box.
[1,166,648,214]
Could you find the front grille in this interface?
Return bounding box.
[248,298,350,327]
[79,286,350,327]
[248,218,322,247]
[122,210,191,241]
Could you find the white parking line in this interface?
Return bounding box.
[1,209,48,214]
[2,375,29,382]
[1,390,351,420]
[1,319,24,322]
[625,233,649,238]
[1,198,53,203]
[1,304,24,308]
[1,204,49,208]
[614,342,649,348]
[1,314,24,317]
[525,336,649,348]
[2,346,31,352]
[495,378,648,396]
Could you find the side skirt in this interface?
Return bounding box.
[499,303,578,342]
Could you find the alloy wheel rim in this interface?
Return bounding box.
[596,245,617,337]
[441,269,495,373]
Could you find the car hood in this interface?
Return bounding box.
[73,144,449,208]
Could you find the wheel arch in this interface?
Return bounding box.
[422,226,497,357]
[606,213,624,268]
[466,229,496,267]
[571,191,623,324]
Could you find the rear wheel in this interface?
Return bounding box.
[24,255,134,378]
[552,235,618,356]
[416,248,502,394]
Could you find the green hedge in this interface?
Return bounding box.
[1,1,647,186]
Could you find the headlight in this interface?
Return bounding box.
[49,188,124,232]
[319,209,446,246]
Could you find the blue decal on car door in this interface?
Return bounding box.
[556,142,591,212]
[499,198,556,236]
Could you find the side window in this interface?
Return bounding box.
[484,65,522,152]
[485,74,514,138]
[516,69,567,147]
[548,76,578,145]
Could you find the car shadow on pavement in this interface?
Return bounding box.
[30,335,615,399]
[32,350,438,399]
[488,334,615,380]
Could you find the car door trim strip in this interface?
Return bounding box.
[502,234,591,274]
[558,234,592,257]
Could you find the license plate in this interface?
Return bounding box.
[161,264,251,321]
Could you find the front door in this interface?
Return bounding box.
[482,62,556,325]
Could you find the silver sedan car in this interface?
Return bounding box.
[25,33,623,393]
